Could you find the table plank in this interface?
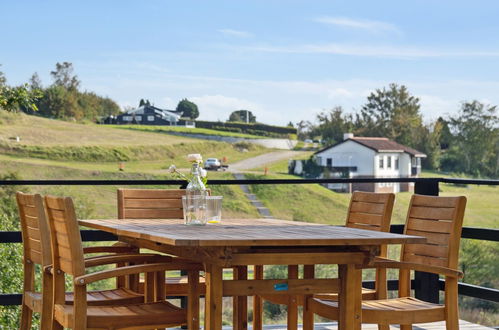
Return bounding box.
[79,218,425,247]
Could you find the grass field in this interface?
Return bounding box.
[113,124,267,139]
[248,155,498,228]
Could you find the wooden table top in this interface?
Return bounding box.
[79,218,425,247]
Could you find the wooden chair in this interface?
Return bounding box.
[16,192,148,330]
[305,194,467,330]
[253,191,395,330]
[45,194,199,329]
[117,188,206,295]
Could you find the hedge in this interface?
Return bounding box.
[195,120,296,137]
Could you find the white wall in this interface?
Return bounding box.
[314,140,376,176]
[399,153,412,177]
[374,153,404,177]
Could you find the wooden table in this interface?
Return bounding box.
[79,218,425,330]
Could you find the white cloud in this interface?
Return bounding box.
[189,95,263,121]
[218,29,253,38]
[79,59,499,125]
[314,16,401,35]
[328,88,354,99]
[242,43,499,59]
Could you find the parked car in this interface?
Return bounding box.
[204,158,222,170]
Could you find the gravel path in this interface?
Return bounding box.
[228,150,308,172]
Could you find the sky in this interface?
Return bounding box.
[1,0,499,126]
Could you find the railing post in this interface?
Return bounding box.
[414,179,440,303]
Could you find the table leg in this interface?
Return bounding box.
[188,270,200,330]
[233,266,248,330]
[253,265,264,330]
[338,264,362,330]
[205,264,223,330]
[302,265,315,330]
[287,265,299,330]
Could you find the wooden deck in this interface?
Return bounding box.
[170,320,492,329]
[240,320,492,329]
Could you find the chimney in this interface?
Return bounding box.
[343,133,354,140]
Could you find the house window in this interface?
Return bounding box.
[395,157,399,170]
[123,116,132,121]
[387,156,392,169]
[135,116,142,121]
[147,116,155,121]
[326,158,333,167]
[379,156,384,169]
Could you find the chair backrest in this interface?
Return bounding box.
[118,188,186,219]
[16,192,52,267]
[345,191,395,233]
[44,195,85,277]
[402,194,467,270]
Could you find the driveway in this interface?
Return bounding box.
[228,150,308,172]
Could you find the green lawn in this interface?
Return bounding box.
[243,172,498,229]
[112,124,267,139]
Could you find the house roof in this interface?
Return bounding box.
[315,137,427,157]
[124,105,183,118]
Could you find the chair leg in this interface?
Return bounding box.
[19,304,32,330]
[445,277,460,330]
[52,320,64,330]
[378,324,390,330]
[400,325,412,330]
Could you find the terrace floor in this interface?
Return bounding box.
[217,320,492,329]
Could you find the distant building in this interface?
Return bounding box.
[110,105,195,127]
[290,133,426,193]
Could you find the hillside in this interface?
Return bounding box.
[0,112,268,166]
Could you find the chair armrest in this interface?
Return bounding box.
[84,254,171,268]
[372,257,463,278]
[75,263,183,285]
[43,265,53,274]
[83,245,138,254]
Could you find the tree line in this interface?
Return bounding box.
[0,62,121,121]
[298,83,498,178]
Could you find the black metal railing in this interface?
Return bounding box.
[1,177,498,307]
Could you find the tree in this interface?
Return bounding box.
[50,62,80,90]
[418,121,442,170]
[29,72,42,90]
[436,117,452,149]
[358,83,424,148]
[228,110,256,123]
[0,64,6,87]
[0,84,41,113]
[0,65,41,113]
[309,107,354,145]
[443,101,498,177]
[176,98,199,119]
[139,99,151,107]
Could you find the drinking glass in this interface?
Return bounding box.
[206,196,223,224]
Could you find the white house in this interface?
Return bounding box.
[312,133,426,193]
